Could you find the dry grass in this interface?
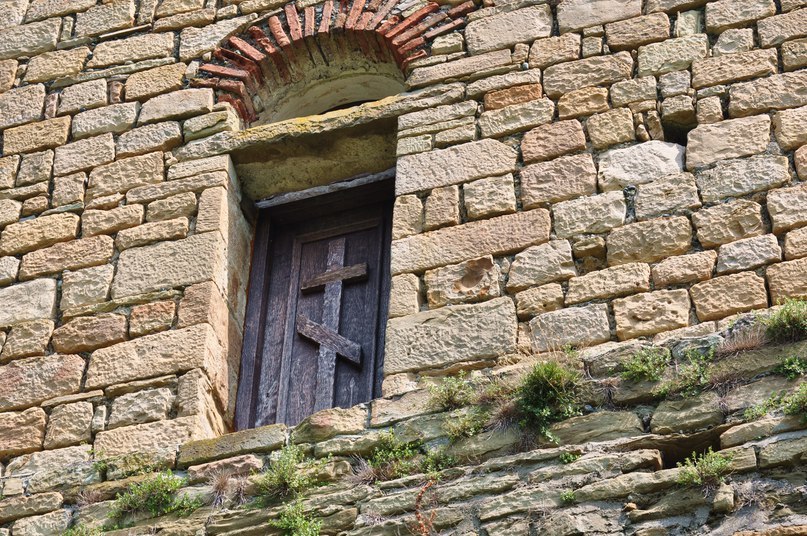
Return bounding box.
[717,324,767,357]
[208,470,233,507]
[346,457,379,486]
[76,488,105,507]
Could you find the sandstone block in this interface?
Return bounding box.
[521,120,586,163]
[0,212,78,256]
[87,152,164,201]
[0,199,21,228]
[125,62,187,101]
[716,235,781,274]
[147,192,198,222]
[138,88,214,125]
[52,314,127,354]
[783,38,807,71]
[690,272,768,321]
[515,283,564,319]
[0,155,20,190]
[0,59,16,92]
[57,79,107,116]
[611,76,657,107]
[115,217,189,250]
[5,444,99,493]
[566,263,651,304]
[768,182,807,233]
[10,509,69,535]
[108,387,174,430]
[507,240,576,291]
[465,4,552,54]
[598,141,685,191]
[728,71,807,117]
[183,107,240,141]
[0,408,46,458]
[767,257,807,302]
[695,155,789,203]
[613,289,690,340]
[43,401,93,449]
[607,216,692,266]
[178,14,257,61]
[652,250,716,287]
[635,173,701,220]
[19,235,114,280]
[112,232,225,298]
[0,354,84,411]
[0,18,61,61]
[586,107,635,149]
[396,139,517,195]
[714,28,755,56]
[408,49,514,88]
[605,13,669,51]
[651,391,722,434]
[16,150,53,187]
[686,115,771,170]
[0,319,54,362]
[544,52,633,97]
[553,191,626,239]
[24,0,97,21]
[177,282,228,341]
[2,116,71,155]
[178,423,286,466]
[391,209,550,275]
[773,105,807,151]
[186,454,264,484]
[705,0,776,33]
[484,83,543,111]
[464,174,516,220]
[82,204,145,236]
[53,133,115,176]
[0,279,56,328]
[23,47,89,83]
[389,300,516,381]
[694,203,763,252]
[388,273,421,318]
[423,185,459,231]
[73,100,140,139]
[556,0,641,33]
[129,300,175,337]
[86,323,221,389]
[75,0,135,37]
[637,34,708,76]
[0,490,61,524]
[557,86,609,119]
[0,256,20,286]
[520,153,597,208]
[479,98,554,138]
[117,121,183,158]
[0,84,45,130]
[530,304,611,352]
[467,70,543,99]
[784,227,807,260]
[691,48,777,89]
[528,34,581,69]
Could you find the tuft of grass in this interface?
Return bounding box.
[763,299,807,344]
[516,361,584,440]
[560,490,576,504]
[655,350,713,398]
[559,452,580,464]
[621,348,669,383]
[109,471,200,523]
[775,355,807,380]
[444,408,489,442]
[782,383,807,422]
[427,371,474,411]
[269,500,321,536]
[717,324,767,357]
[367,432,423,481]
[256,445,325,503]
[676,448,733,493]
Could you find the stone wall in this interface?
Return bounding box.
[0,0,806,533]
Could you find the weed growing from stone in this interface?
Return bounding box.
[421,448,456,476]
[775,355,807,380]
[367,432,423,481]
[676,448,733,493]
[763,299,807,343]
[655,350,713,398]
[444,407,489,442]
[516,361,584,441]
[717,324,767,357]
[108,471,201,524]
[268,500,322,536]
[742,395,780,422]
[560,490,576,504]
[621,348,669,382]
[782,383,807,422]
[63,525,102,536]
[559,452,580,464]
[427,371,474,411]
[256,444,325,503]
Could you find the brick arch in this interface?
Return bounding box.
[190,0,476,124]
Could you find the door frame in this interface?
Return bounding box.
[235,170,395,430]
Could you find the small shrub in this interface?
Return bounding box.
[269,500,321,536]
[656,350,713,398]
[367,432,423,481]
[743,397,778,422]
[428,371,474,411]
[109,471,198,522]
[516,361,584,440]
[782,383,807,422]
[621,348,669,382]
[421,448,456,476]
[560,490,576,504]
[559,452,580,465]
[775,355,807,380]
[256,445,324,502]
[444,408,488,441]
[64,525,102,536]
[676,448,733,492]
[763,299,807,343]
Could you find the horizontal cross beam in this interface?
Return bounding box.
[300,262,368,293]
[296,314,361,365]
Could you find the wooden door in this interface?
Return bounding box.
[236,179,393,428]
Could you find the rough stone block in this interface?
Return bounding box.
[0,256,20,286]
[784,227,807,260]
[0,319,54,362]
[759,7,807,46]
[637,34,708,76]
[465,4,552,54]
[129,300,175,337]
[19,235,114,280]
[138,88,214,125]
[16,150,53,187]
[178,423,286,466]
[423,185,459,231]
[686,115,771,170]
[57,79,107,116]
[557,0,641,33]
[692,199,765,247]
[691,48,777,89]
[52,314,127,353]
[72,103,140,140]
[690,272,768,321]
[712,28,755,56]
[0,278,56,328]
[2,116,71,155]
[515,283,564,319]
[716,235,781,274]
[613,289,691,340]
[542,52,633,98]
[557,86,609,119]
[147,192,197,222]
[0,155,20,190]
[767,257,807,302]
[23,47,89,83]
[484,83,543,111]
[605,13,669,51]
[407,49,514,89]
[74,0,135,37]
[424,256,501,307]
[651,391,723,434]
[115,217,189,250]
[695,155,789,203]
[183,106,240,142]
[705,0,776,33]
[530,304,611,352]
[728,71,807,117]
[178,14,257,61]
[391,209,550,275]
[385,297,516,374]
[464,174,516,220]
[566,262,651,304]
[635,173,701,220]
[5,444,99,492]
[611,76,657,106]
[125,62,187,101]
[0,18,61,61]
[53,133,115,176]
[0,84,45,130]
[0,354,84,411]
[773,105,807,151]
[82,204,145,236]
[552,191,626,239]
[116,121,183,157]
[528,34,581,69]
[108,387,174,429]
[598,141,685,191]
[521,120,586,163]
[396,139,517,195]
[44,401,93,449]
[0,408,46,458]
[782,38,807,71]
[652,250,716,287]
[587,107,635,149]
[10,509,69,535]
[607,216,692,266]
[388,273,422,318]
[86,152,164,201]
[478,98,554,138]
[0,198,21,228]
[507,240,576,291]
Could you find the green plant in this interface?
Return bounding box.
[421,448,456,476]
[256,445,324,502]
[559,452,580,464]
[109,471,199,523]
[676,448,733,492]
[269,500,321,536]
[782,383,807,422]
[367,432,423,481]
[621,348,669,382]
[560,490,576,504]
[516,361,584,440]
[763,299,807,343]
[63,525,102,536]
[775,355,807,380]
[428,371,474,411]
[444,408,488,441]
[743,395,780,422]
[656,350,713,398]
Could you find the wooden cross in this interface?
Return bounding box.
[295,237,367,412]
